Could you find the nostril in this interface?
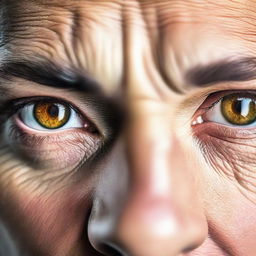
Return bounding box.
[182,244,199,253]
[101,243,124,256]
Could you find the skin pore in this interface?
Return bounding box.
[0,0,256,255]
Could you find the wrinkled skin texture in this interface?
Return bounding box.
[0,0,256,256]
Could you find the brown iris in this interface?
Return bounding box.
[33,102,70,129]
[221,95,256,125]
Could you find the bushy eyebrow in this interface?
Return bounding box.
[0,59,102,94]
[186,57,256,86]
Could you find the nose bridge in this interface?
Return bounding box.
[125,107,182,231]
[113,107,206,256]
[127,105,174,196]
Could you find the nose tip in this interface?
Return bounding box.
[88,174,207,256]
[89,196,206,256]
[113,193,207,256]
[88,123,207,256]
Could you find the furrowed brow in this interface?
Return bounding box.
[186,57,256,86]
[0,59,102,94]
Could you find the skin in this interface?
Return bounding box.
[0,0,256,255]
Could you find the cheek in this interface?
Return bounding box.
[4,121,101,171]
[0,171,95,255]
[195,124,256,198]
[201,176,256,255]
[193,124,256,254]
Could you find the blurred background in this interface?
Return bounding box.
[0,221,19,256]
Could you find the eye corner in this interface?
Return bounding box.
[191,115,205,126]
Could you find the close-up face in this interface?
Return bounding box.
[0,0,256,255]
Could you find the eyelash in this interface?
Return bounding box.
[0,96,82,123]
[202,90,256,107]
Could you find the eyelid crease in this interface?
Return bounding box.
[200,97,221,111]
[198,90,256,111]
[2,96,81,114]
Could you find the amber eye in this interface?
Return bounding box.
[221,95,256,125]
[33,102,71,129]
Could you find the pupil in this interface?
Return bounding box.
[233,100,242,115]
[47,104,59,118]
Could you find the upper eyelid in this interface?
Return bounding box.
[199,90,256,111]
[13,96,81,112]
[1,96,85,120]
[200,97,221,111]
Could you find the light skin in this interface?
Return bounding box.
[0,0,256,255]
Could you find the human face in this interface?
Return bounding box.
[0,0,256,255]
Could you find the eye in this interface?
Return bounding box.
[18,100,83,131]
[221,95,256,125]
[202,92,256,127]
[1,97,102,170]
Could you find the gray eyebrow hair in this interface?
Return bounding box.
[186,57,256,86]
[0,59,102,94]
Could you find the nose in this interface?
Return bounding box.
[88,107,208,256]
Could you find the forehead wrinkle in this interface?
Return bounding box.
[148,0,256,92]
[130,0,256,94]
[3,0,256,96]
[1,2,76,63]
[0,0,124,93]
[0,3,13,62]
[1,0,123,48]
[146,0,256,39]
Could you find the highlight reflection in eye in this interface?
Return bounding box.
[202,93,256,127]
[19,101,83,131]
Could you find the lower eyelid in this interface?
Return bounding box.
[4,120,102,170]
[13,115,86,135]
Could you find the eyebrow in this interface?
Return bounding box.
[186,57,256,86]
[0,59,102,94]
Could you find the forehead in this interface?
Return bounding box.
[1,0,256,93]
